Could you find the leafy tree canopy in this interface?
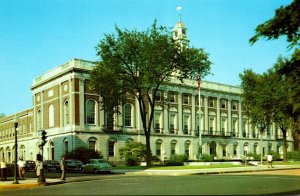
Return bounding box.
[0,113,5,119]
[249,0,300,48]
[90,21,212,165]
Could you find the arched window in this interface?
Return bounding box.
[210,141,216,156]
[124,104,133,127]
[243,142,249,155]
[171,140,177,155]
[88,137,97,151]
[185,141,191,158]
[37,109,42,130]
[86,100,96,124]
[63,139,69,154]
[108,139,116,157]
[49,104,54,127]
[20,145,26,160]
[156,140,163,156]
[64,100,70,125]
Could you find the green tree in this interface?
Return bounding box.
[249,0,300,48]
[249,0,300,151]
[240,70,272,164]
[90,21,211,165]
[119,141,147,166]
[0,113,5,119]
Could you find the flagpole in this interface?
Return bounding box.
[198,73,202,160]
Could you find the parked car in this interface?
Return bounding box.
[65,159,83,173]
[25,160,36,172]
[81,159,112,174]
[43,160,60,172]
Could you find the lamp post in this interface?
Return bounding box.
[13,115,19,184]
[197,72,202,160]
[257,122,265,166]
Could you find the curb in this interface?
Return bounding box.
[0,180,65,190]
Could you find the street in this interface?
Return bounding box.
[1,169,300,195]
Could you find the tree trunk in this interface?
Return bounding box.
[145,130,152,166]
[282,129,287,162]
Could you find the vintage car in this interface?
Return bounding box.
[81,159,112,174]
[65,159,83,173]
[43,160,61,172]
[25,160,36,172]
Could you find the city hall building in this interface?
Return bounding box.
[0,20,294,164]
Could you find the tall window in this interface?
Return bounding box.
[171,140,177,155]
[183,94,189,104]
[64,140,69,154]
[221,99,227,109]
[64,100,70,125]
[105,111,114,130]
[232,101,238,110]
[169,92,176,103]
[156,140,162,156]
[209,97,214,107]
[154,112,162,133]
[108,140,115,157]
[183,114,190,134]
[86,100,96,124]
[49,104,54,127]
[185,141,191,158]
[169,114,176,134]
[88,137,97,151]
[37,109,41,130]
[124,104,132,127]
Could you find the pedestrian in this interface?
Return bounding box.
[35,160,41,177]
[17,157,26,180]
[267,154,273,168]
[60,156,66,180]
[1,158,7,181]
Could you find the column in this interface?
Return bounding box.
[191,94,196,135]
[79,78,85,129]
[217,97,221,134]
[59,83,63,131]
[238,101,243,138]
[204,96,208,133]
[69,79,74,127]
[228,99,232,136]
[163,91,169,134]
[178,93,183,135]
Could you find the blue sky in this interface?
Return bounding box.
[0,0,293,115]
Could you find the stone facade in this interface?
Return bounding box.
[0,59,294,163]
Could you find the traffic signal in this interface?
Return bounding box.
[41,130,47,146]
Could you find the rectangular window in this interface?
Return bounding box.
[155,91,162,102]
[209,98,214,107]
[169,114,176,134]
[183,115,190,134]
[232,101,238,110]
[154,112,161,133]
[183,94,189,104]
[221,100,227,109]
[169,92,176,103]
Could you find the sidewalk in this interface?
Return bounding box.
[0,178,64,190]
[1,165,299,190]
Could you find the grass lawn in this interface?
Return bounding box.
[113,161,300,170]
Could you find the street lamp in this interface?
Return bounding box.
[13,115,19,184]
[257,122,265,166]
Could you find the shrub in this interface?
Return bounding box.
[64,147,103,164]
[287,151,300,161]
[165,154,189,166]
[269,151,280,161]
[119,141,147,166]
[201,154,214,162]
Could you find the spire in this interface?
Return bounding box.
[176,4,183,22]
[174,2,189,48]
